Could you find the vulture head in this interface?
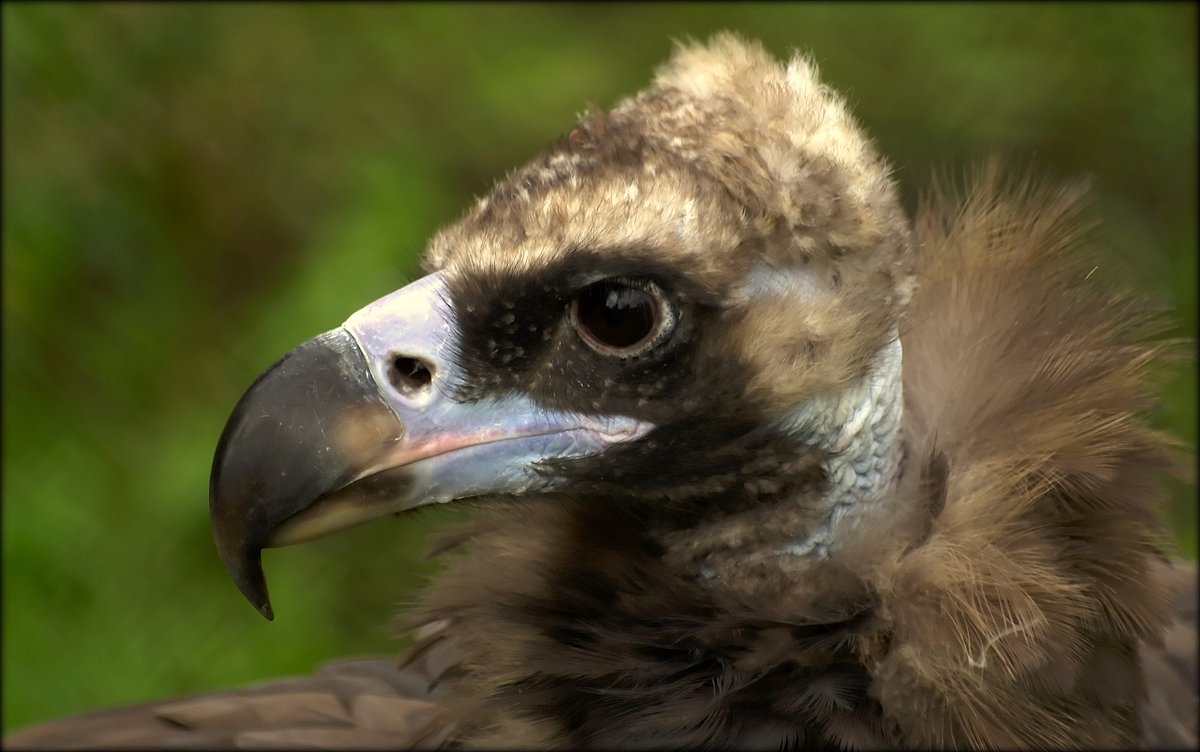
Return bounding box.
[117,33,1196,749]
[212,35,917,620]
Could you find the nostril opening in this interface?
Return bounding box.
[389,355,433,396]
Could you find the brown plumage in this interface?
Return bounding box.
[7,34,1195,750]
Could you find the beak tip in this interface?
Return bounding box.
[234,561,275,621]
[209,327,394,622]
[215,537,276,621]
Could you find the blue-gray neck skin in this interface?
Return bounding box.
[777,334,905,559]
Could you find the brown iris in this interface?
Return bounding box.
[571,279,670,357]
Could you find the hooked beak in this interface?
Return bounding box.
[210,271,651,619]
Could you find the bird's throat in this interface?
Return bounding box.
[777,335,905,558]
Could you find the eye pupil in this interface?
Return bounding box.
[575,281,659,351]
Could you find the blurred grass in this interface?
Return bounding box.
[2,2,1195,733]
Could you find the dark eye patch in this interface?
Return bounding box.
[443,249,708,403]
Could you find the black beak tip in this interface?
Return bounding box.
[220,541,275,621]
[208,327,387,622]
[211,481,276,619]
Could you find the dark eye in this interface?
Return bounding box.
[571,279,674,357]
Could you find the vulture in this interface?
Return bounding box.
[7,34,1196,750]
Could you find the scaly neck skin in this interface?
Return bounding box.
[777,334,905,559]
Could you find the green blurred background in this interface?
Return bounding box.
[3,2,1195,733]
